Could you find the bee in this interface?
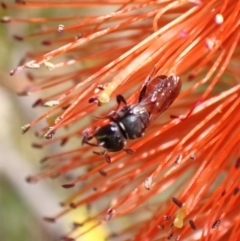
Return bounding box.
[82,73,182,162]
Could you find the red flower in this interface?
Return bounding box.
[2,0,240,240]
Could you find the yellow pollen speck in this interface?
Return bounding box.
[58,24,64,32]
[94,88,100,94]
[215,14,224,25]
[174,205,187,228]
[98,82,118,104]
[98,92,110,104]
[44,61,55,70]
[25,62,40,69]
[205,37,215,50]
[43,100,59,107]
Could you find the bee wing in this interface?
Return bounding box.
[138,75,182,123]
[141,75,169,98]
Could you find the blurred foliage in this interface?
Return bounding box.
[0,4,107,241]
[0,176,57,241]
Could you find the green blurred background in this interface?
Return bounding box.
[0,5,84,241]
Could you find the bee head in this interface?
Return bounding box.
[94,122,126,152]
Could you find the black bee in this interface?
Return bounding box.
[83,73,182,162]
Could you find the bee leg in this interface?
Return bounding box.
[93,150,103,155]
[115,94,127,110]
[83,139,99,147]
[108,111,118,121]
[123,148,135,155]
[104,153,111,163]
[93,150,111,163]
[82,133,91,146]
[82,130,97,146]
[138,66,157,102]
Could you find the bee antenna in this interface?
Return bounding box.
[82,130,94,146]
[115,94,127,109]
[92,115,108,120]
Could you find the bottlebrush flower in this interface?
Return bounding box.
[2,0,240,240]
